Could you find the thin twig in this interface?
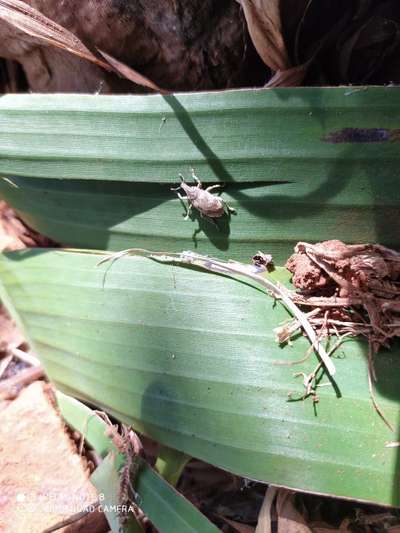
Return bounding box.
[367,343,394,432]
[272,344,313,366]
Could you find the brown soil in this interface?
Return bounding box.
[286,250,332,292]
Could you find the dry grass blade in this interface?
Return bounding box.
[275,489,312,533]
[0,0,163,92]
[0,0,108,68]
[237,0,289,72]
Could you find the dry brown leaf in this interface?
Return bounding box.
[255,486,277,533]
[220,516,256,533]
[0,0,163,92]
[312,524,342,533]
[0,0,108,68]
[98,50,167,94]
[259,488,400,533]
[266,63,308,87]
[236,0,310,87]
[275,489,312,533]
[237,0,289,72]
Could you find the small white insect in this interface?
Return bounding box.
[172,170,235,222]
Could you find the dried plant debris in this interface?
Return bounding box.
[1,0,400,94]
[285,240,400,355]
[255,486,400,533]
[178,459,265,530]
[282,240,400,428]
[238,0,400,87]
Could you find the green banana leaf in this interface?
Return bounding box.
[0,248,399,507]
[57,392,218,533]
[0,87,399,262]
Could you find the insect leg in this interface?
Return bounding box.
[184,203,193,220]
[175,191,191,220]
[190,168,203,188]
[206,184,222,192]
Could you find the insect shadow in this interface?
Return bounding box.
[174,187,234,252]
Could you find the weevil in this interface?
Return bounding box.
[172,170,235,222]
